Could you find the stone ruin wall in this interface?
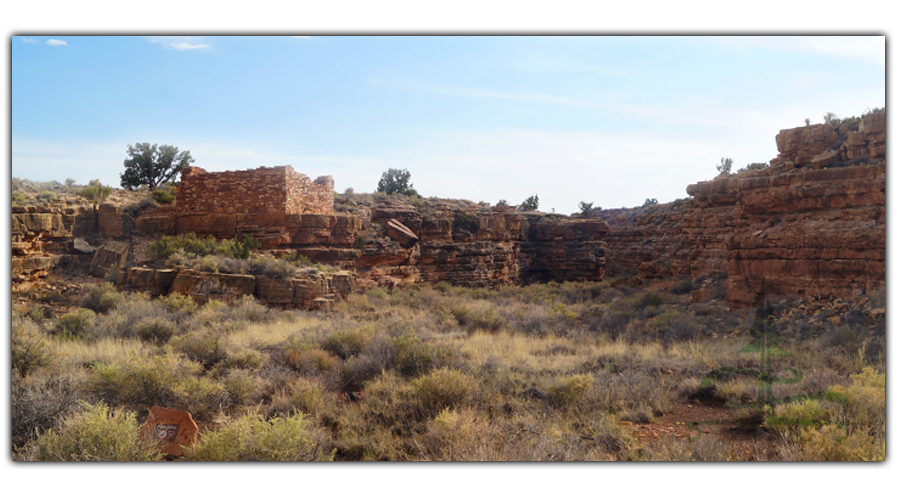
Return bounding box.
[176,166,334,217]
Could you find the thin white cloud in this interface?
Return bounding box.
[20,37,39,43]
[46,39,68,46]
[708,36,885,67]
[170,42,210,51]
[148,36,210,51]
[368,77,594,108]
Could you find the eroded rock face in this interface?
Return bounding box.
[11,205,96,291]
[599,109,885,308]
[120,267,356,309]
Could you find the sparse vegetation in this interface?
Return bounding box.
[12,274,885,461]
[716,157,733,176]
[519,194,539,211]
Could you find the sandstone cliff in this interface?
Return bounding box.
[599,109,885,308]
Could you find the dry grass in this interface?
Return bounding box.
[13,280,885,461]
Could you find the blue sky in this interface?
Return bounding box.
[11,35,885,213]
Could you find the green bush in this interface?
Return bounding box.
[222,369,265,405]
[134,316,176,344]
[547,374,593,408]
[322,328,373,359]
[156,293,197,315]
[451,304,505,333]
[189,412,332,461]
[270,378,327,418]
[391,332,449,376]
[151,185,176,204]
[33,402,161,461]
[91,351,227,415]
[80,283,124,313]
[519,194,539,211]
[52,308,97,338]
[78,183,113,205]
[36,190,55,203]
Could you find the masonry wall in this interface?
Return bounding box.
[176,166,334,217]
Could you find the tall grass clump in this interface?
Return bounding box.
[413,367,477,416]
[12,313,52,377]
[189,411,332,461]
[32,401,161,461]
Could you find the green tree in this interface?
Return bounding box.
[578,201,594,217]
[120,143,194,191]
[716,157,733,176]
[519,194,539,211]
[642,198,658,207]
[376,168,415,195]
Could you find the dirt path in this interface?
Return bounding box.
[629,400,777,460]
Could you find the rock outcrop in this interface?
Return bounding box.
[600,109,885,308]
[11,205,97,291]
[119,266,355,309]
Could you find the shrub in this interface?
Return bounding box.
[270,378,327,418]
[578,201,594,217]
[150,184,177,204]
[171,329,230,369]
[413,367,476,416]
[189,412,332,461]
[829,367,885,431]
[716,157,733,176]
[284,348,338,373]
[78,183,113,205]
[52,308,97,338]
[12,313,53,377]
[156,293,197,315]
[134,316,176,344]
[322,328,373,359]
[642,198,658,207]
[391,332,449,376]
[12,368,88,450]
[546,374,593,408]
[222,369,265,405]
[519,194,539,211]
[451,303,505,333]
[80,283,124,313]
[247,253,299,278]
[91,351,227,415]
[33,401,161,461]
[37,190,56,203]
[218,347,268,371]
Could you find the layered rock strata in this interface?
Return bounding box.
[11,205,97,291]
[119,266,355,309]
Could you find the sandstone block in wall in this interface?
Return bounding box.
[98,203,125,238]
[90,241,130,278]
[170,270,256,303]
[385,218,419,248]
[810,149,841,169]
[135,205,177,235]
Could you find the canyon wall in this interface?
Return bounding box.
[600,109,886,307]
